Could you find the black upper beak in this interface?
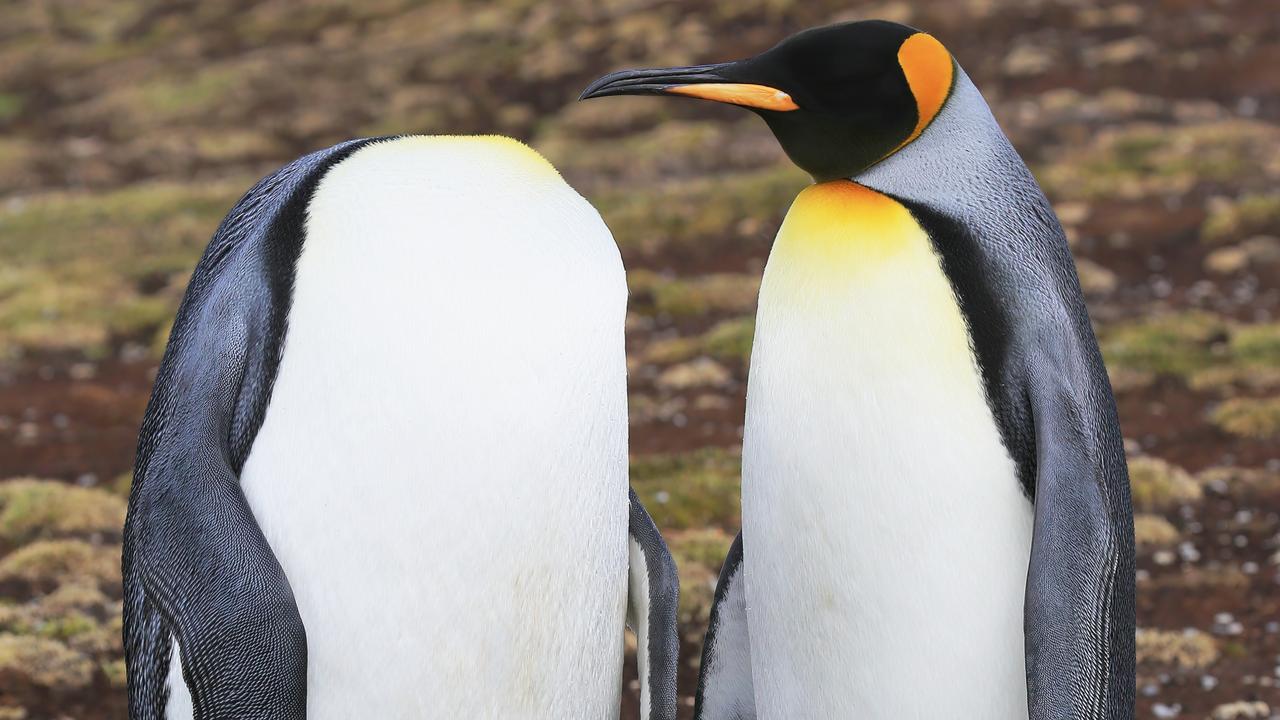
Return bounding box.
[579,63,733,100]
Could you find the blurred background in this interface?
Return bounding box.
[0,0,1277,717]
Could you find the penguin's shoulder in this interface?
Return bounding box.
[140,137,385,476]
[313,135,567,202]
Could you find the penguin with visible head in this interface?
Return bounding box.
[122,136,679,719]
[582,20,1135,719]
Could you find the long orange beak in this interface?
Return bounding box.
[580,64,799,112]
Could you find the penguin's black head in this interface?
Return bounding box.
[580,21,955,182]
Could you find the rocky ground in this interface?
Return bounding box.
[0,0,1278,718]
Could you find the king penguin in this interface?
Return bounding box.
[582,20,1135,720]
[122,135,679,719]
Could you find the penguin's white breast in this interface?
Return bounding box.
[231,137,629,719]
[743,180,1033,718]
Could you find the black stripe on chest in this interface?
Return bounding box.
[895,199,1037,498]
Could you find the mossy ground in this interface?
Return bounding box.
[1,0,1278,717]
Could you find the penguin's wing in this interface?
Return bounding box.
[1023,331,1136,720]
[693,532,755,720]
[123,139,380,720]
[627,488,680,720]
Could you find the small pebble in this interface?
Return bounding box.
[1178,542,1200,562]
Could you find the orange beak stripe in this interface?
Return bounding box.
[667,83,800,112]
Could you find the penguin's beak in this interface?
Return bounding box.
[579,63,799,112]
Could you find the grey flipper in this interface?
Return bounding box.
[627,489,680,720]
[122,138,383,719]
[694,533,754,720]
[1022,338,1135,720]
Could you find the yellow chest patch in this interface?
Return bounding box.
[769,179,933,279]
[762,179,975,375]
[773,179,916,260]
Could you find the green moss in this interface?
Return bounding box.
[0,633,94,692]
[0,182,239,357]
[1162,321,1280,392]
[0,138,33,182]
[702,317,755,364]
[1133,514,1179,547]
[0,93,23,123]
[631,448,741,531]
[642,336,701,366]
[1042,121,1280,200]
[1135,628,1218,670]
[1075,258,1119,296]
[1100,312,1227,377]
[1109,133,1167,173]
[1201,192,1280,245]
[595,164,807,256]
[34,582,110,619]
[646,274,758,318]
[1210,397,1280,440]
[0,540,121,593]
[0,183,238,265]
[655,357,732,391]
[101,657,128,688]
[36,613,98,642]
[1220,641,1249,660]
[540,120,735,179]
[1189,364,1280,394]
[192,129,282,164]
[666,527,735,625]
[1128,456,1201,510]
[0,480,126,547]
[0,605,32,636]
[1196,466,1280,495]
[131,66,244,121]
[668,527,734,572]
[110,473,134,498]
[639,316,755,367]
[1230,323,1280,366]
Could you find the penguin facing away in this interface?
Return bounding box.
[582,20,1135,720]
[122,136,679,719]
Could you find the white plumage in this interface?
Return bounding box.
[741,177,1033,718]
[168,136,630,719]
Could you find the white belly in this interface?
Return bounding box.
[742,181,1033,718]
[229,138,628,718]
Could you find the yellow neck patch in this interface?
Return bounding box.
[761,178,979,382]
[762,180,977,376]
[888,33,954,157]
[771,180,918,269]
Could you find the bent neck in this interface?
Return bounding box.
[856,69,1047,223]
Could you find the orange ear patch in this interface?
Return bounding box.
[894,33,955,150]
